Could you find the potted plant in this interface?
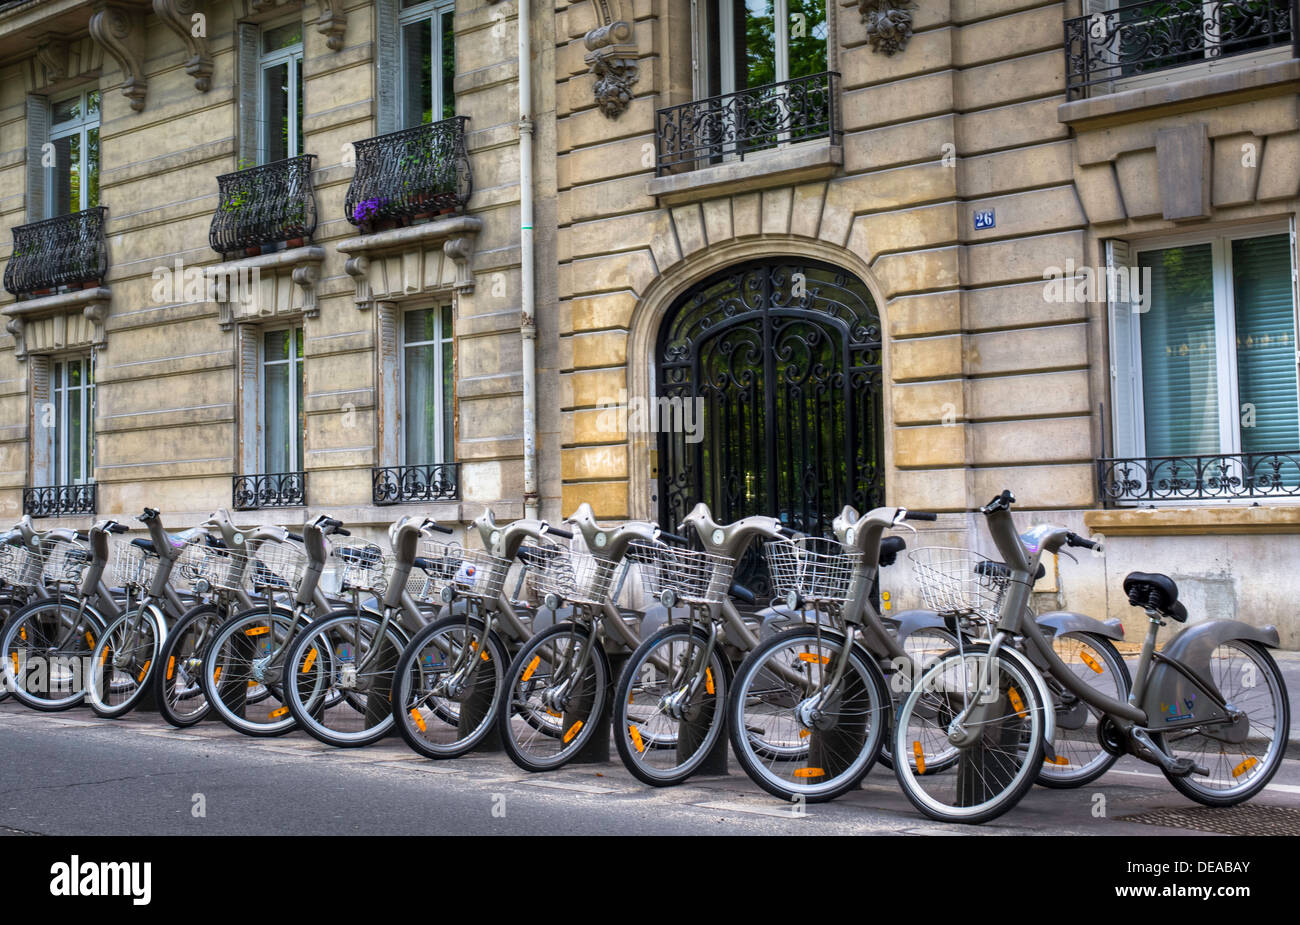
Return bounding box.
[352,196,389,233]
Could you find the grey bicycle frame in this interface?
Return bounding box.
[565,502,663,653]
[474,508,571,644]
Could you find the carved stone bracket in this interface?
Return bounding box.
[35,36,70,83]
[337,216,483,311]
[316,0,347,51]
[205,246,326,331]
[89,3,148,112]
[859,0,915,56]
[153,0,214,93]
[584,21,638,119]
[2,288,112,362]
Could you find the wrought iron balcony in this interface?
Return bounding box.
[3,207,108,297]
[1098,451,1300,505]
[24,483,96,518]
[233,472,306,510]
[372,463,460,505]
[209,155,317,259]
[655,72,841,176]
[344,117,472,230]
[1065,0,1297,100]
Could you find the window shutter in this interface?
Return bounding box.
[237,22,260,167]
[1106,239,1138,459]
[1231,233,1300,453]
[377,302,400,466]
[376,0,400,135]
[29,355,52,486]
[25,96,49,223]
[237,323,260,475]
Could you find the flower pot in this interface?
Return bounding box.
[377,219,400,231]
[245,245,262,257]
[414,211,436,221]
[286,237,305,249]
[33,288,52,297]
[438,206,456,215]
[81,280,101,290]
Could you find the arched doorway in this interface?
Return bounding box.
[655,259,884,593]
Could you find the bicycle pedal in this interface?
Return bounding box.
[1167,757,1205,778]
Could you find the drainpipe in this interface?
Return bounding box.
[518,0,539,521]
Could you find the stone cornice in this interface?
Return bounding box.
[337,216,483,308]
[2,286,112,361]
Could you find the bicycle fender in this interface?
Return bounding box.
[892,609,948,643]
[531,603,578,635]
[639,603,691,638]
[1035,611,1125,642]
[759,606,834,639]
[1142,619,1281,726]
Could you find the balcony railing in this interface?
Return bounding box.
[372,463,460,505]
[209,155,317,259]
[24,483,96,518]
[655,72,841,176]
[233,472,306,510]
[1098,451,1300,505]
[344,116,472,230]
[1065,0,1297,100]
[3,207,108,297]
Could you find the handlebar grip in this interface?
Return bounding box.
[904,511,938,522]
[321,517,343,529]
[109,522,129,534]
[74,530,89,541]
[656,530,690,545]
[1066,531,1100,551]
[424,521,455,535]
[778,526,803,538]
[334,527,351,537]
[979,490,1015,515]
[138,507,159,523]
[729,583,757,605]
[545,525,573,540]
[287,532,304,543]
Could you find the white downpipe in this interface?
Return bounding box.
[518,0,539,520]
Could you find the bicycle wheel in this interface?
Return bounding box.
[614,623,731,787]
[893,647,1046,824]
[727,627,889,803]
[1037,632,1130,788]
[392,614,507,759]
[499,621,609,772]
[0,598,106,711]
[879,627,962,770]
[1155,639,1289,806]
[85,604,167,718]
[283,610,408,747]
[154,603,221,727]
[201,606,302,737]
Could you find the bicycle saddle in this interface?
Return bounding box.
[879,536,906,567]
[1123,571,1187,622]
[130,531,194,555]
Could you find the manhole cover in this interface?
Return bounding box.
[1120,804,1300,836]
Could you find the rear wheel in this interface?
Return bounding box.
[154,603,221,727]
[1036,632,1130,788]
[1156,639,1289,806]
[0,599,105,711]
[85,605,167,718]
[201,606,302,737]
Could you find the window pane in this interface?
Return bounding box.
[442,305,454,458]
[52,362,63,484]
[404,307,436,343]
[403,18,435,127]
[441,11,456,120]
[742,0,776,88]
[295,330,304,471]
[263,61,290,162]
[86,127,100,209]
[787,0,827,79]
[295,60,304,158]
[265,328,291,361]
[87,91,100,118]
[52,96,80,124]
[263,22,302,53]
[1232,234,1299,453]
[68,366,82,484]
[264,356,291,472]
[50,134,77,216]
[1139,244,1219,457]
[405,341,438,464]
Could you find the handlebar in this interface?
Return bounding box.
[902,510,937,522]
[1065,531,1101,552]
[979,490,1015,516]
[544,525,573,540]
[656,530,689,546]
[287,532,304,543]
[138,507,160,523]
[423,519,455,535]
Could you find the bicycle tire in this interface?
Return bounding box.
[85,603,168,718]
[200,605,304,737]
[154,602,221,728]
[1036,632,1131,789]
[0,598,108,712]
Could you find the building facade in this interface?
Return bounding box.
[2,0,1299,640]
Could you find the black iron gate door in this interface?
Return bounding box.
[656,260,884,597]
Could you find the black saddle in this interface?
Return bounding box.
[1123,571,1188,622]
[879,536,906,568]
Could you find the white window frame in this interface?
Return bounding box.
[400,305,454,465]
[258,19,304,163]
[694,0,827,98]
[1121,219,1300,466]
[398,0,456,128]
[47,88,100,216]
[46,353,95,487]
[259,326,304,474]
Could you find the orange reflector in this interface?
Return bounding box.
[629,725,645,753]
[797,653,828,664]
[85,632,94,647]
[1045,755,1069,766]
[1007,685,1027,719]
[547,709,561,718]
[705,667,715,695]
[1079,649,1103,674]
[100,647,110,666]
[410,709,427,733]
[301,648,318,673]
[10,653,17,675]
[563,720,584,744]
[481,650,490,662]
[913,741,926,775]
[269,706,288,719]
[798,729,810,739]
[19,627,26,641]
[521,655,540,683]
[137,660,151,683]
[213,666,222,683]
[793,767,825,779]
[167,656,176,680]
[245,626,269,637]
[247,680,258,687]
[1233,756,1258,778]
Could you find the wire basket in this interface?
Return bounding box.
[248,540,309,595]
[524,542,618,607]
[908,547,1012,620]
[629,541,735,606]
[406,540,511,603]
[0,543,46,589]
[42,539,92,586]
[170,542,247,594]
[113,541,161,592]
[765,537,861,604]
[330,539,393,595]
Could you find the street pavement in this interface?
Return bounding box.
[2,654,1299,836]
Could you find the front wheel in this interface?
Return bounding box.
[0,599,106,711]
[498,622,609,772]
[727,627,889,803]
[1037,632,1131,789]
[1155,639,1289,807]
[85,605,167,718]
[613,623,731,787]
[893,647,1046,825]
[200,606,303,737]
[154,603,221,728]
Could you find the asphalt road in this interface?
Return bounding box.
[3,693,1300,836]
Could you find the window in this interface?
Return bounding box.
[46,355,95,486]
[402,306,454,464]
[262,327,304,474]
[48,89,100,216]
[697,0,827,97]
[400,0,456,127]
[259,21,304,163]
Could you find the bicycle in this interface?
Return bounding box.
[892,489,1290,823]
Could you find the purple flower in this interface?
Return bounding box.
[352,196,389,224]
